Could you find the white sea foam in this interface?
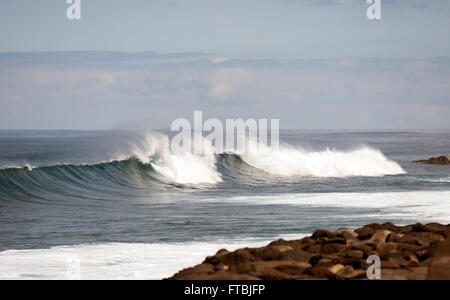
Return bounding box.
[0,238,307,280]
[223,191,450,225]
[420,177,450,183]
[239,143,405,178]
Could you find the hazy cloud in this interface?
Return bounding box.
[1,52,449,129]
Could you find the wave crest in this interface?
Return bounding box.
[0,132,406,190]
[238,142,405,178]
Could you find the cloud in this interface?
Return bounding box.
[298,0,449,9]
[1,52,450,129]
[211,57,229,64]
[208,68,253,100]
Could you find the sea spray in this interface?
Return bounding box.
[238,142,405,178]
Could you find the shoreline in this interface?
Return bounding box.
[167,222,450,280]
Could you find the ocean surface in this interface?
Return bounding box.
[0,129,449,279]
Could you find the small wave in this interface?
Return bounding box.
[412,176,450,183]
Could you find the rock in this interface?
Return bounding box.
[381,269,427,280]
[204,248,255,266]
[277,249,311,263]
[355,226,375,240]
[306,266,334,279]
[320,243,347,255]
[387,232,405,243]
[350,269,367,279]
[318,237,346,244]
[426,237,450,280]
[381,260,401,269]
[370,230,392,243]
[328,264,345,274]
[377,242,398,260]
[311,229,334,239]
[309,255,323,266]
[402,232,445,247]
[316,259,334,267]
[215,248,229,256]
[415,249,432,262]
[167,222,449,280]
[345,249,364,259]
[258,245,292,260]
[412,223,428,232]
[168,263,216,280]
[404,254,420,267]
[335,228,359,240]
[336,265,354,279]
[413,156,450,165]
[346,239,376,254]
[274,262,312,275]
[302,243,322,253]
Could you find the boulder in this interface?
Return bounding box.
[413,156,450,165]
[167,222,449,280]
[355,226,375,240]
[306,266,335,279]
[328,264,345,274]
[311,229,334,239]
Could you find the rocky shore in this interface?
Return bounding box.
[413,156,450,165]
[168,223,450,280]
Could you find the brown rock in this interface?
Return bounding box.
[412,223,428,232]
[302,243,322,253]
[413,156,450,165]
[318,237,346,244]
[205,248,256,266]
[311,229,334,239]
[381,269,427,280]
[381,260,401,269]
[424,223,450,237]
[168,222,449,280]
[328,264,345,274]
[320,243,347,255]
[258,245,292,260]
[427,237,450,280]
[415,249,432,262]
[350,269,367,279]
[277,249,311,263]
[377,242,398,260]
[306,266,334,279]
[169,263,216,280]
[355,226,375,240]
[345,249,364,259]
[336,266,354,279]
[403,232,445,247]
[335,228,359,240]
[274,262,312,276]
[387,232,405,243]
[370,230,392,243]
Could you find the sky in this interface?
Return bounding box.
[0,0,450,129]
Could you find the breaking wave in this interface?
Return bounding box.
[239,142,405,178]
[0,132,405,196]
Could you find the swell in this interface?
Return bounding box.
[0,131,408,203]
[0,150,406,205]
[0,158,166,204]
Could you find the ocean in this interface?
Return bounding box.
[0,129,449,279]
